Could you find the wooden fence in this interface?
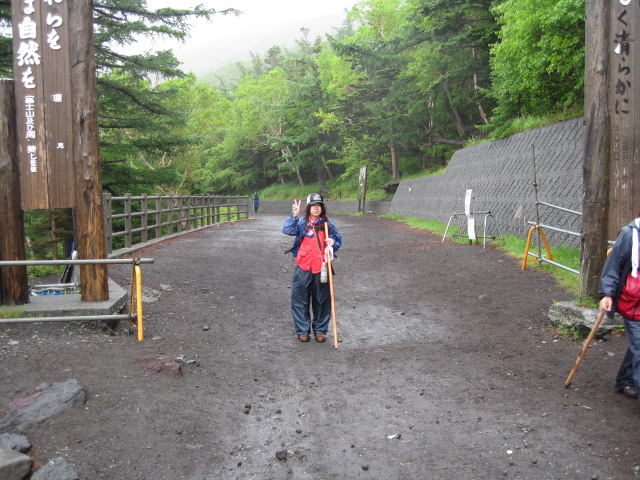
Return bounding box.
[102,194,249,254]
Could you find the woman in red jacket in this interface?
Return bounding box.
[282,193,342,342]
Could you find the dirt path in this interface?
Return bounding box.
[1,214,638,479]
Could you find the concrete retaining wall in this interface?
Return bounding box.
[390,117,584,246]
[258,117,584,246]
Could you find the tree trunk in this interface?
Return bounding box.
[315,157,327,193]
[0,79,29,306]
[69,0,109,301]
[322,155,335,181]
[281,147,304,186]
[472,47,490,126]
[443,82,468,138]
[580,0,611,300]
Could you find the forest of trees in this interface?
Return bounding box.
[0,0,586,201]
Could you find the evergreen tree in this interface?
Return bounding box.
[0,1,238,195]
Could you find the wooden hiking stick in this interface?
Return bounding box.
[325,221,339,349]
[565,310,606,387]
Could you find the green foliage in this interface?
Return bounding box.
[0,0,588,201]
[550,321,586,341]
[575,295,598,309]
[489,0,585,121]
[188,0,586,197]
[27,265,65,280]
[23,209,74,260]
[0,308,24,320]
[258,176,392,203]
[475,106,583,142]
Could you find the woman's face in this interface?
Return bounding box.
[309,204,322,219]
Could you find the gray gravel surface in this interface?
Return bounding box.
[1,214,638,479]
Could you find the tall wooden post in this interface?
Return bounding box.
[580,0,611,299]
[608,1,640,232]
[0,80,29,306]
[69,0,108,301]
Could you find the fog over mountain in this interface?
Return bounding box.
[142,1,356,76]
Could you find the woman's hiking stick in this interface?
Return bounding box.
[564,310,606,387]
[325,222,339,349]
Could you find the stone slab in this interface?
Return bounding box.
[548,301,623,336]
[0,278,127,318]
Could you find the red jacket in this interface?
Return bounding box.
[296,227,327,274]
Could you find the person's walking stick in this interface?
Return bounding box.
[325,222,339,349]
[564,310,606,387]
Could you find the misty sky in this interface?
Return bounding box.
[142,1,359,76]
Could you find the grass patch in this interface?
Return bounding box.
[475,107,584,144]
[382,214,459,239]
[499,236,580,297]
[0,308,24,319]
[549,321,585,341]
[27,265,64,280]
[382,214,581,297]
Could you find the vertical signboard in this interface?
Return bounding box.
[12,0,75,209]
[610,0,639,234]
[358,165,367,213]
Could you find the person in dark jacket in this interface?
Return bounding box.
[282,193,342,342]
[599,218,640,400]
[252,192,259,213]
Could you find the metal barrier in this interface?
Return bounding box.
[442,211,504,249]
[0,258,153,340]
[521,147,580,274]
[442,189,505,248]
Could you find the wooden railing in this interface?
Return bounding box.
[102,193,249,254]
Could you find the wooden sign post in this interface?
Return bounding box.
[11,0,75,209]
[9,0,108,302]
[581,0,640,299]
[608,0,639,232]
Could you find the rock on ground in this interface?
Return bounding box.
[31,457,79,480]
[135,354,183,376]
[0,448,32,480]
[0,432,31,452]
[0,379,86,434]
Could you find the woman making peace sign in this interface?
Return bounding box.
[282,193,342,342]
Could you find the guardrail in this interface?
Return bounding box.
[522,148,581,274]
[0,258,153,340]
[522,201,581,274]
[103,194,249,254]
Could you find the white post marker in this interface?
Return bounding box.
[465,189,476,242]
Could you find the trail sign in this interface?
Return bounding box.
[609,0,639,234]
[12,0,75,209]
